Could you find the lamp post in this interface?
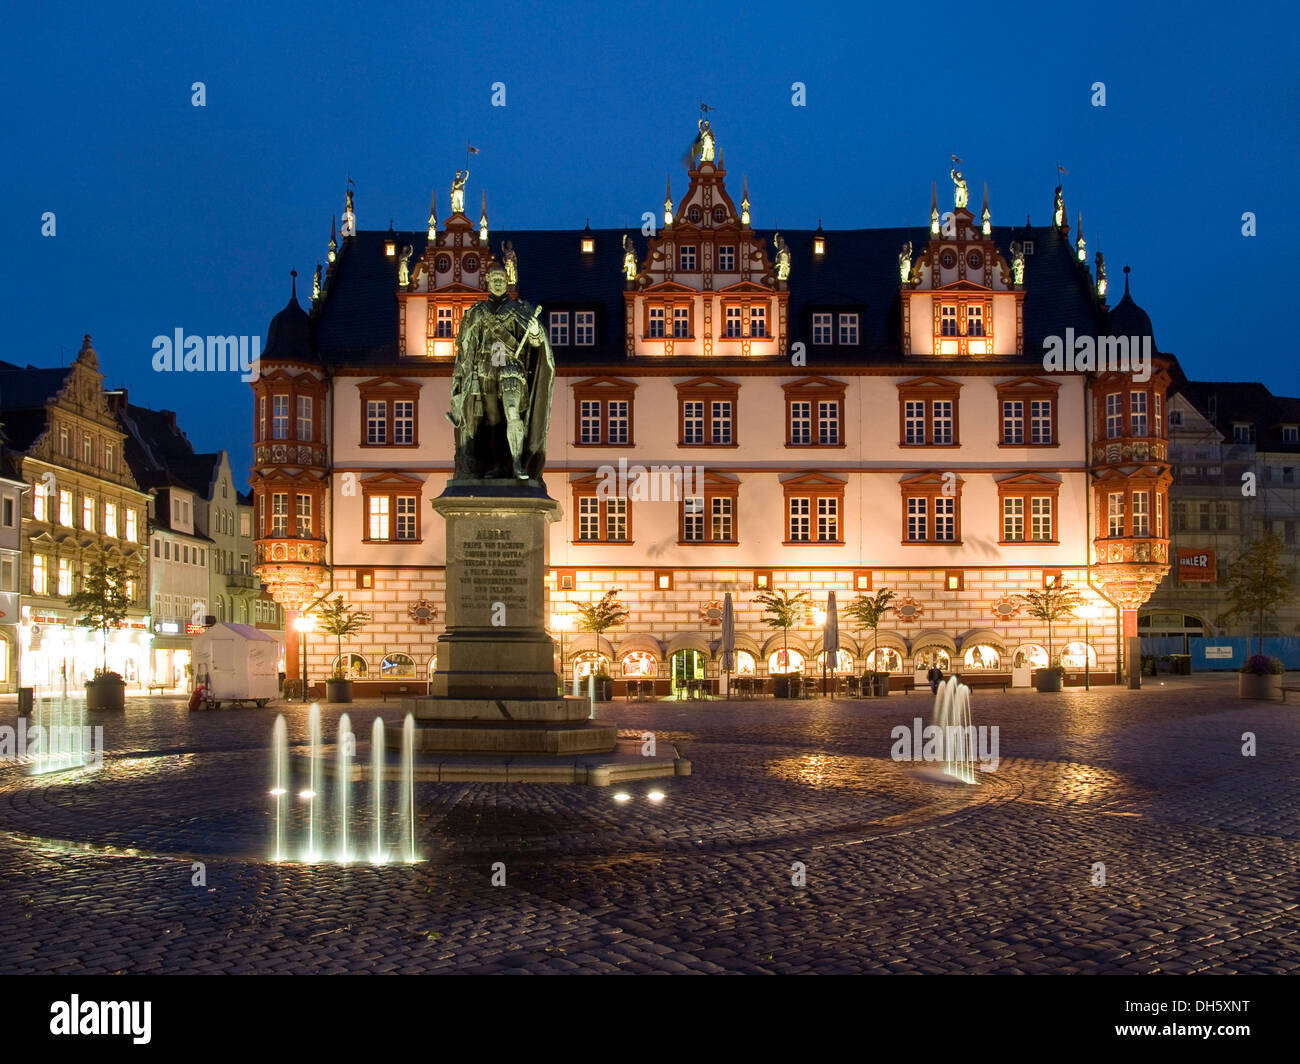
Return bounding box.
[1078,603,1100,690]
[551,607,571,696]
[293,615,316,702]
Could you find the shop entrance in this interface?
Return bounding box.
[670,649,706,697]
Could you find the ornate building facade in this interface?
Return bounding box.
[253,127,1173,695]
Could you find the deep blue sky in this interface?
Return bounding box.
[4,0,1296,487]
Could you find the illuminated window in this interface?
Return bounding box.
[655,570,673,590]
[381,653,415,678]
[817,497,839,541]
[258,396,266,441]
[768,648,806,674]
[622,651,658,677]
[32,554,47,595]
[334,654,368,679]
[367,495,390,540]
[82,496,94,531]
[59,490,72,526]
[963,644,1000,669]
[58,558,72,596]
[296,495,312,537]
[104,501,117,538]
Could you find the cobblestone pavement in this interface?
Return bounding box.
[0,675,1296,974]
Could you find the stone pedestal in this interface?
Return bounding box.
[407,482,617,758]
[430,486,561,700]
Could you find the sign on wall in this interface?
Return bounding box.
[1177,548,1216,583]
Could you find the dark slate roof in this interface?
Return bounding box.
[118,403,195,488]
[310,222,1106,367]
[168,452,221,498]
[0,362,73,410]
[264,281,316,363]
[1174,379,1300,452]
[1107,269,1157,352]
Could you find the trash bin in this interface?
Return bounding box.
[1170,654,1191,675]
[17,687,33,717]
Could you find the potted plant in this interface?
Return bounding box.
[575,589,628,700]
[1239,654,1284,700]
[316,596,372,703]
[1017,581,1082,692]
[756,588,809,698]
[846,588,896,696]
[66,549,134,711]
[1223,533,1295,693]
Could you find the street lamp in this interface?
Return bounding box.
[293,615,316,702]
[1078,602,1101,690]
[551,607,571,695]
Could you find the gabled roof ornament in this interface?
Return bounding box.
[664,176,673,227]
[1075,211,1086,262]
[427,189,437,239]
[1095,249,1107,299]
[740,174,750,228]
[312,263,322,304]
[949,155,968,209]
[328,216,337,263]
[981,182,991,236]
[930,182,939,235]
[479,190,489,245]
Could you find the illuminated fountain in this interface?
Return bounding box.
[270,714,288,860]
[266,709,418,865]
[28,696,90,775]
[931,676,977,785]
[336,712,352,863]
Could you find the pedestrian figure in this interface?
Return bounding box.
[927,663,944,694]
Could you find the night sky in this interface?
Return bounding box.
[5,0,1296,486]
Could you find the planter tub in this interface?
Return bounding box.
[1238,673,1282,700]
[85,676,126,711]
[326,678,354,703]
[1034,669,1064,693]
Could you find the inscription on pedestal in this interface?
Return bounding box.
[459,528,529,617]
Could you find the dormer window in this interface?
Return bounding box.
[1023,240,1035,256]
[813,235,825,256]
[688,206,702,223]
[1233,423,1252,443]
[435,254,451,273]
[1168,409,1183,428]
[581,236,595,254]
[549,312,570,347]
[462,254,479,273]
[384,240,396,257]
[1283,424,1299,443]
[712,206,727,223]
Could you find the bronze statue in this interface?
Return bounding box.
[773,232,791,282]
[622,234,637,282]
[448,261,554,482]
[502,240,518,286]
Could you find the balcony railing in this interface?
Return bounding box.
[255,536,326,566]
[1092,536,1170,565]
[226,572,259,590]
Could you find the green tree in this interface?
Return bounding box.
[1223,532,1295,654]
[575,590,628,678]
[66,550,134,675]
[846,589,897,672]
[756,588,810,672]
[316,596,372,678]
[1017,581,1083,669]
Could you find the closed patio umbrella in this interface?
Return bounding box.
[721,593,735,696]
[824,592,839,698]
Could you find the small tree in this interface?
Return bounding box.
[1223,532,1295,655]
[1017,580,1083,670]
[575,589,628,675]
[66,550,133,676]
[846,589,896,672]
[316,596,372,678]
[756,588,810,673]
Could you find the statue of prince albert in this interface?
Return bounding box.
[447,258,555,483]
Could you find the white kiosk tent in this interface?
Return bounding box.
[191,623,280,708]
